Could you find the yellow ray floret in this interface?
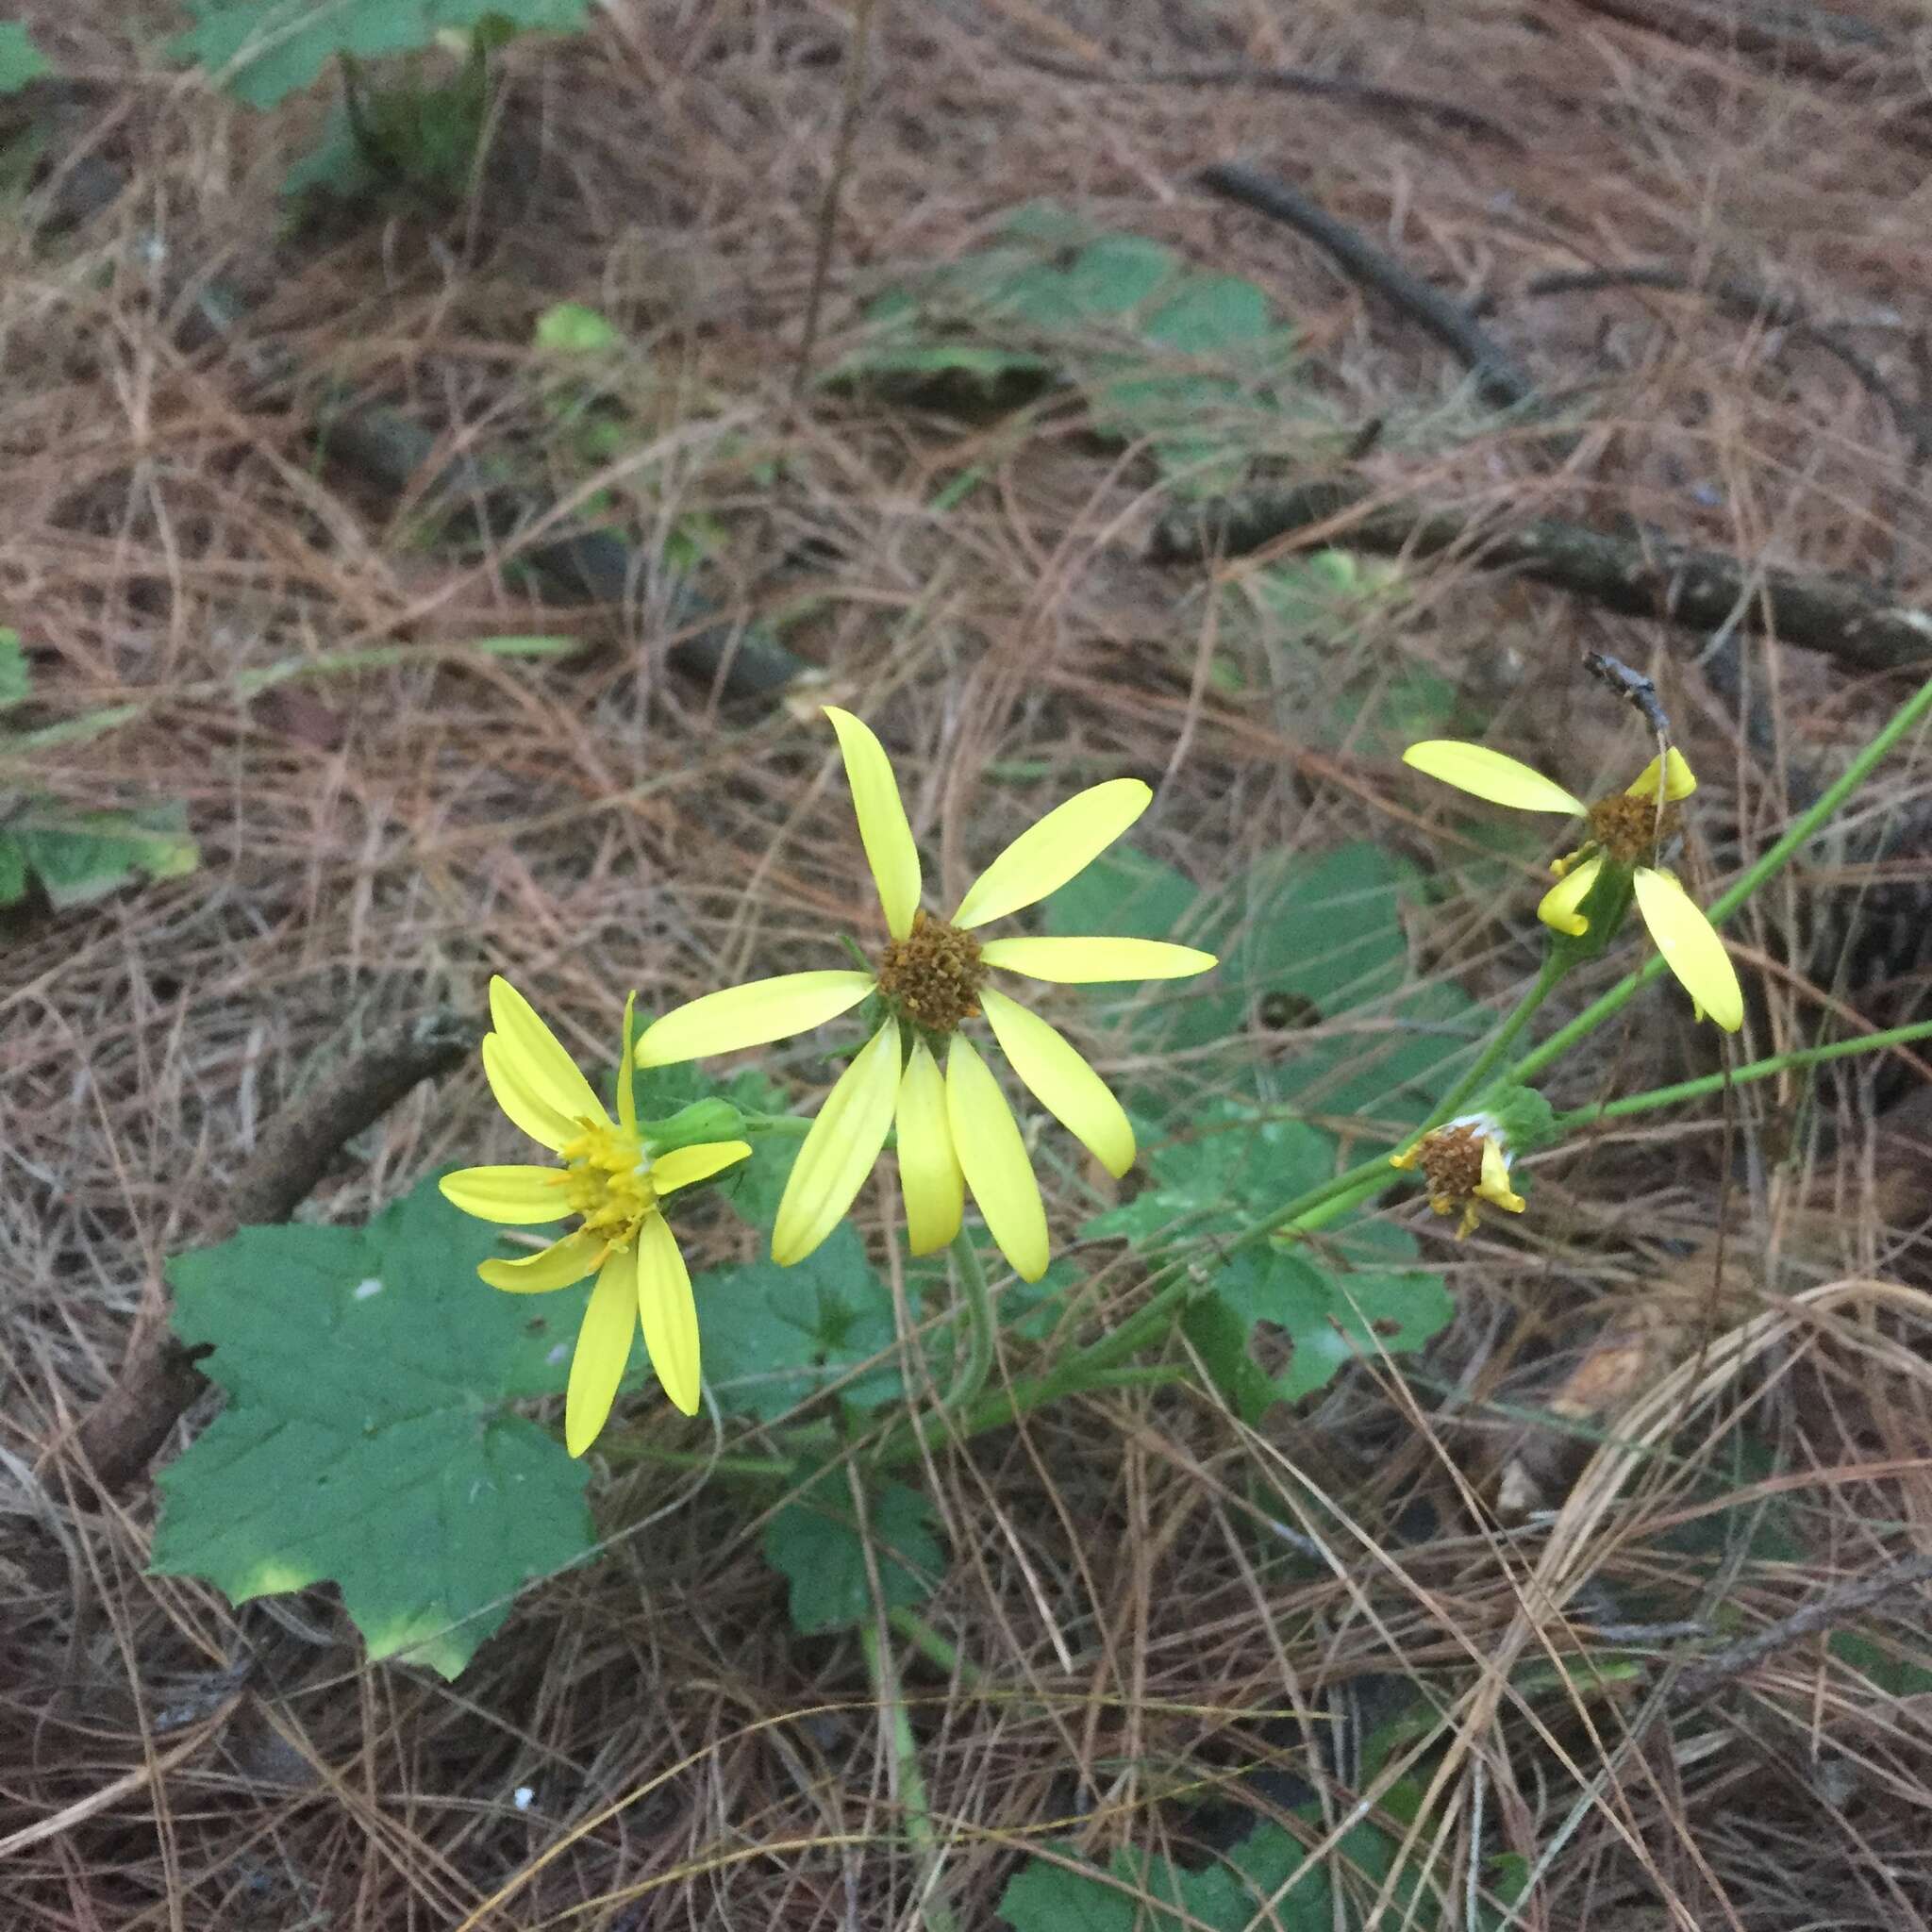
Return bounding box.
[441,977,749,1453]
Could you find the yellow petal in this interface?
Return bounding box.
[1633,868,1743,1032]
[488,977,608,1130]
[772,1022,903,1266]
[439,1164,570,1224]
[482,1033,584,1153]
[1477,1140,1526,1215]
[824,707,923,941]
[565,1246,636,1456]
[651,1140,752,1194]
[634,971,876,1067]
[945,1036,1049,1282]
[1628,747,1697,802]
[1537,854,1603,937]
[978,936,1217,983]
[479,1227,606,1294]
[979,986,1135,1178]
[952,778,1152,931]
[1402,741,1583,815]
[617,991,639,1134]
[894,1040,964,1256]
[634,1213,700,1416]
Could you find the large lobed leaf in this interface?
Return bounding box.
[152,1176,593,1678]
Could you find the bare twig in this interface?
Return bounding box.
[1014,54,1524,151]
[1149,476,1932,675]
[791,0,883,402]
[1672,1551,1932,1703]
[1199,164,1539,411]
[64,1011,482,1496]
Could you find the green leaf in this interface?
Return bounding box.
[697,1224,904,1420]
[762,1467,943,1634]
[1087,1105,1451,1410]
[14,802,200,908]
[0,23,48,92]
[1084,1107,1337,1249]
[1211,1224,1452,1407]
[174,0,591,109]
[1828,1629,1932,1698]
[1143,275,1275,354]
[998,1821,1315,1932]
[535,301,622,354]
[151,1176,594,1678]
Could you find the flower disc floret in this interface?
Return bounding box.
[440,977,748,1455]
[635,708,1219,1280]
[1402,739,1742,1032]
[877,911,987,1033]
[1391,1114,1525,1238]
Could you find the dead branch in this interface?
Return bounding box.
[1148,476,1932,675]
[66,1010,481,1498]
[1198,165,1539,411]
[1672,1550,1932,1704]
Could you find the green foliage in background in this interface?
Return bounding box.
[0,634,201,911]
[842,199,1320,491]
[998,1806,1446,1932]
[1044,835,1482,1126]
[1088,1102,1451,1418]
[173,0,587,109]
[151,1176,595,1678]
[0,20,47,92]
[763,1465,944,1634]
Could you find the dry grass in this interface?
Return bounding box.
[7,0,1932,1925]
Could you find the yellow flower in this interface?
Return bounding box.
[440,977,750,1455]
[1402,741,1743,1032]
[635,708,1217,1281]
[1390,1113,1526,1238]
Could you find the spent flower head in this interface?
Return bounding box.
[1390,1112,1526,1239]
[635,708,1217,1280]
[1403,740,1743,1031]
[440,977,749,1455]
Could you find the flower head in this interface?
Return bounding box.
[635,709,1217,1281]
[441,977,749,1455]
[1402,740,1743,1031]
[1391,1113,1526,1238]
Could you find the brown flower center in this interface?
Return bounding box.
[876,911,986,1033]
[1587,791,1680,869]
[1411,1124,1485,1214]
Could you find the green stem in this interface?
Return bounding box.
[1419,953,1568,1132]
[741,1111,814,1140]
[859,1623,959,1932]
[1510,668,1932,1086]
[941,1227,996,1419]
[887,1607,988,1686]
[1551,1015,1932,1129]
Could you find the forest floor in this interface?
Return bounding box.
[7,2,1932,1926]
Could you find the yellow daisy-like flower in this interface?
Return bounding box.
[1402,740,1743,1032]
[634,708,1218,1281]
[440,977,750,1456]
[1390,1113,1526,1238]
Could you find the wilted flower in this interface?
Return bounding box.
[1402,741,1742,1031]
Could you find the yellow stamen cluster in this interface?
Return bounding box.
[1582,790,1680,870]
[557,1121,657,1245]
[876,911,987,1033]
